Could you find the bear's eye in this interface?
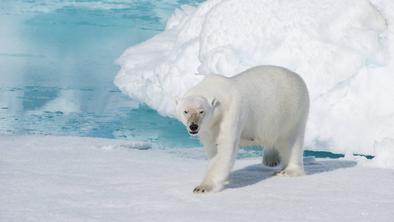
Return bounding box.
[199,111,204,114]
[184,110,188,114]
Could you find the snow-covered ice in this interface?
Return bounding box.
[1,135,393,221]
[115,0,394,164]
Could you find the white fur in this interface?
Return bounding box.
[176,65,310,193]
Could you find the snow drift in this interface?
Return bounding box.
[115,0,394,167]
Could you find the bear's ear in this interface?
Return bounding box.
[210,98,219,108]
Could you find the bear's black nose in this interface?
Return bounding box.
[189,124,198,131]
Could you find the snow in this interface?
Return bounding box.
[115,0,394,163]
[0,135,393,221]
[367,138,394,169]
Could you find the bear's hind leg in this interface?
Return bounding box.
[263,148,280,167]
[275,134,305,177]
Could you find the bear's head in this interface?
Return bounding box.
[175,95,218,136]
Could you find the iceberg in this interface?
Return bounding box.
[115,0,394,164]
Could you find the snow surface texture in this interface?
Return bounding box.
[0,136,394,222]
[115,0,394,166]
[1,135,393,222]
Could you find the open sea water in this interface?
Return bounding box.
[0,0,204,148]
[0,0,344,158]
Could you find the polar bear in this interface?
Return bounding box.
[175,65,309,193]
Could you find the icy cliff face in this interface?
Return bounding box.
[115,0,394,162]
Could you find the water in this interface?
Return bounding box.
[0,0,202,147]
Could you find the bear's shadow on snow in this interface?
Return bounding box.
[225,157,357,189]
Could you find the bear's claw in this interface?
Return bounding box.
[193,184,213,193]
[263,159,280,167]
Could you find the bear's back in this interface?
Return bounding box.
[233,66,305,89]
[232,65,309,133]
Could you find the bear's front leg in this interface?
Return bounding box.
[199,132,218,160]
[193,114,241,193]
[193,138,239,193]
[192,98,243,193]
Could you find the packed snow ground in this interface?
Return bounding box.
[1,135,393,222]
[115,0,394,164]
